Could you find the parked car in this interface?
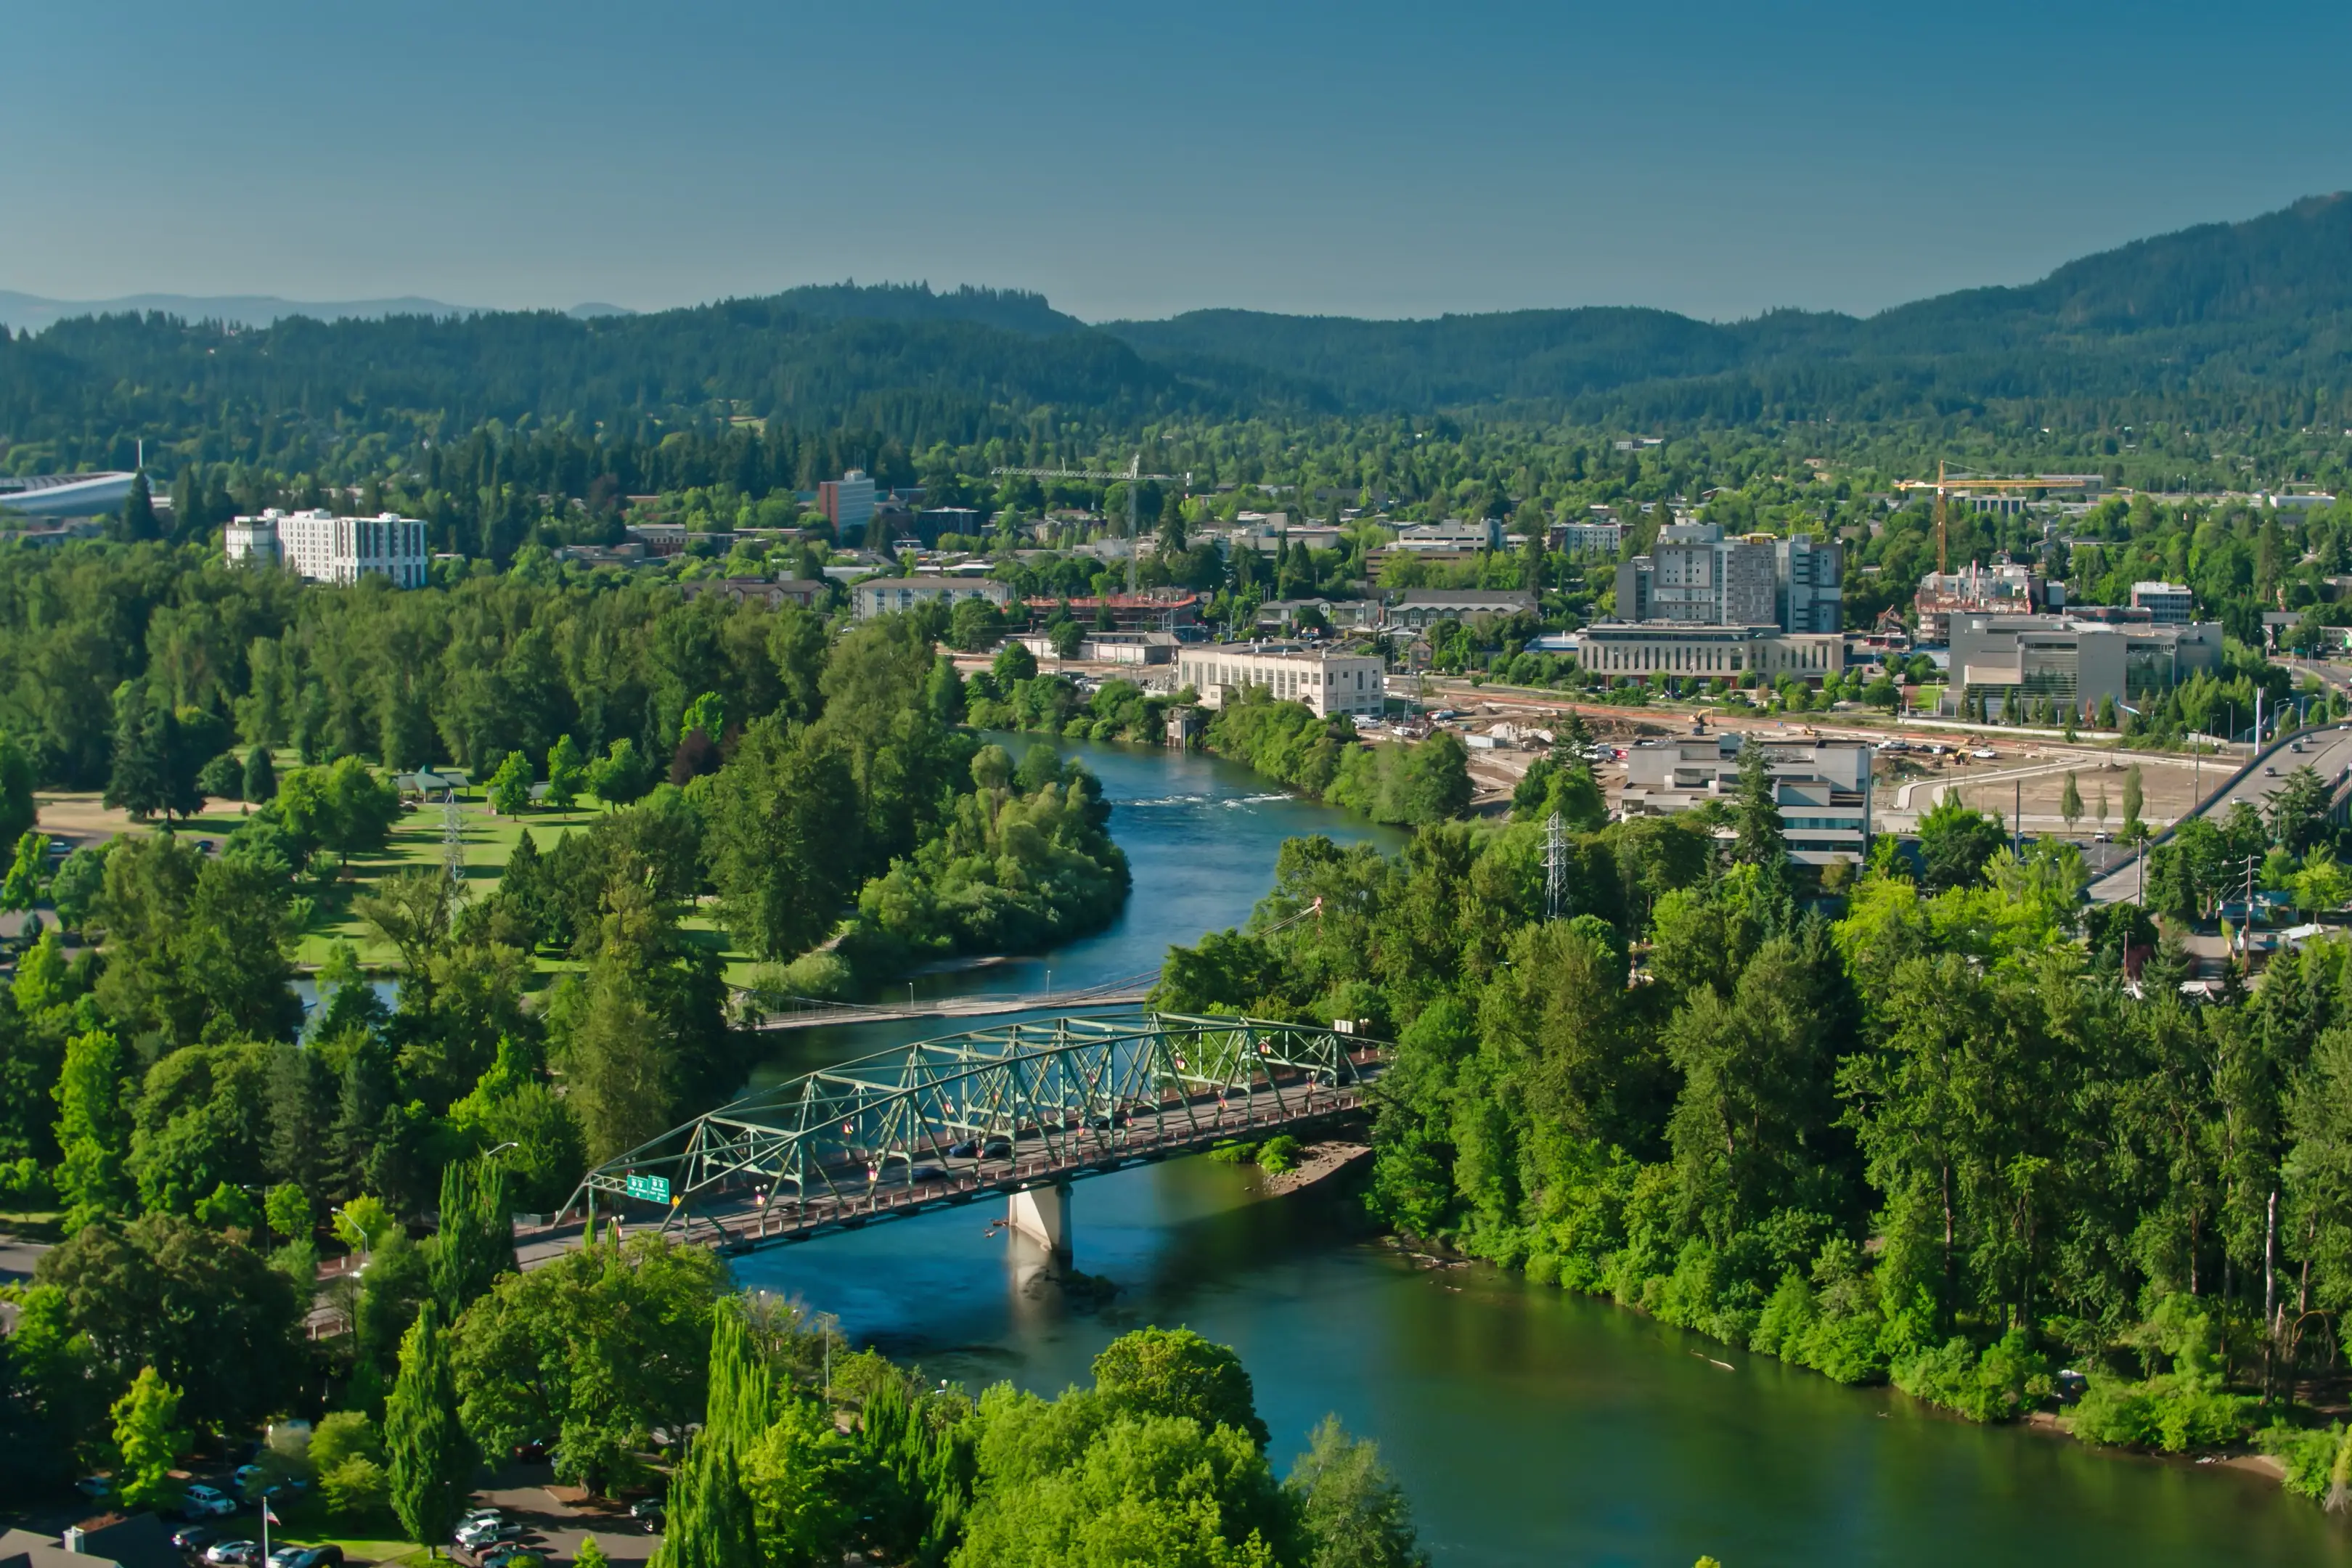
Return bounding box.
[266,1549,309,1568]
[183,1485,237,1519]
[75,1477,113,1499]
[456,1521,524,1551]
[171,1524,221,1553]
[202,1540,260,1566]
[457,1508,505,1529]
[481,1551,544,1568]
[629,1499,665,1535]
[232,1464,266,1493]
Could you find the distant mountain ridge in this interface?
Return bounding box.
[1,197,2348,448]
[0,290,486,332]
[1100,193,2352,408]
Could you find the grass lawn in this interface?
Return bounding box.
[38,767,765,992]
[292,792,762,991]
[292,794,608,969]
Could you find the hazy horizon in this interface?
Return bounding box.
[7,0,2350,323]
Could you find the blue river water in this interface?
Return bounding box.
[732,735,2349,1567]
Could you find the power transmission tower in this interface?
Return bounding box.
[1545,811,1569,921]
[443,788,464,883]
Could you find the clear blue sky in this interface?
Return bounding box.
[8,0,2348,323]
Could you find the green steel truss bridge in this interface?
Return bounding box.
[556,1013,1385,1257]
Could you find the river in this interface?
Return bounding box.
[732,735,2348,1567]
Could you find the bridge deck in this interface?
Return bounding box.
[611,1074,1373,1258]
[753,987,1154,1032]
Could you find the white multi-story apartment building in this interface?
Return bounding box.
[1620,733,1875,867]
[851,576,1012,620]
[2130,581,2194,626]
[224,509,430,587]
[1176,644,1385,719]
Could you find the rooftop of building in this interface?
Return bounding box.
[1390,587,1537,605]
[1184,641,1381,662]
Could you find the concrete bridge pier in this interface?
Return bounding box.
[1008,1180,1072,1261]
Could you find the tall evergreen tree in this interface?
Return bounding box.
[656,1302,765,1568]
[1730,740,1787,867]
[385,1299,475,1552]
[114,471,159,544]
[242,744,277,804]
[429,1155,515,1317]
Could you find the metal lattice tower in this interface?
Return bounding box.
[442,790,463,882]
[1544,810,1569,920]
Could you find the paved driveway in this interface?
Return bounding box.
[460,1466,656,1567]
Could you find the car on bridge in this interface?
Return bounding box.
[948,1136,1014,1160]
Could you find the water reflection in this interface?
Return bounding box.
[730,737,2349,1567]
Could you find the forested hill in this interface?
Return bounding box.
[5,196,2351,464]
[1104,192,2352,414]
[0,283,1225,462]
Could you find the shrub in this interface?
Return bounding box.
[754,949,856,1004]
[0,1156,54,1206]
[1890,1331,2048,1424]
[1256,1135,1302,1174]
[2260,1422,2345,1503]
[319,1455,391,1522]
[1206,1141,1257,1165]
[311,1410,385,1474]
[2069,1372,2256,1452]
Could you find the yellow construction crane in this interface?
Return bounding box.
[1896,462,2084,573]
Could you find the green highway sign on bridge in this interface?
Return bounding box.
[624,1173,671,1204]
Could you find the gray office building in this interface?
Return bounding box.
[1948,614,2222,719]
[1614,523,1840,633]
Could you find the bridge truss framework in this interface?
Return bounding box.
[559,1012,1385,1252]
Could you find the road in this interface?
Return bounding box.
[2087,724,2352,905]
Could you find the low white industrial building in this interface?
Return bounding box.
[1620,733,1875,867]
[1012,630,1180,665]
[1176,644,1385,718]
[1575,622,1845,681]
[225,508,431,587]
[851,577,1013,619]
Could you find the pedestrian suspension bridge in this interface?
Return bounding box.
[555,1012,1384,1259]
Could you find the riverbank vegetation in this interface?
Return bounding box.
[1201,693,1471,828]
[0,563,1131,1494]
[11,1164,1435,1568]
[1155,741,2352,1485]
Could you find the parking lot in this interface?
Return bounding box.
[86,1459,656,1568]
